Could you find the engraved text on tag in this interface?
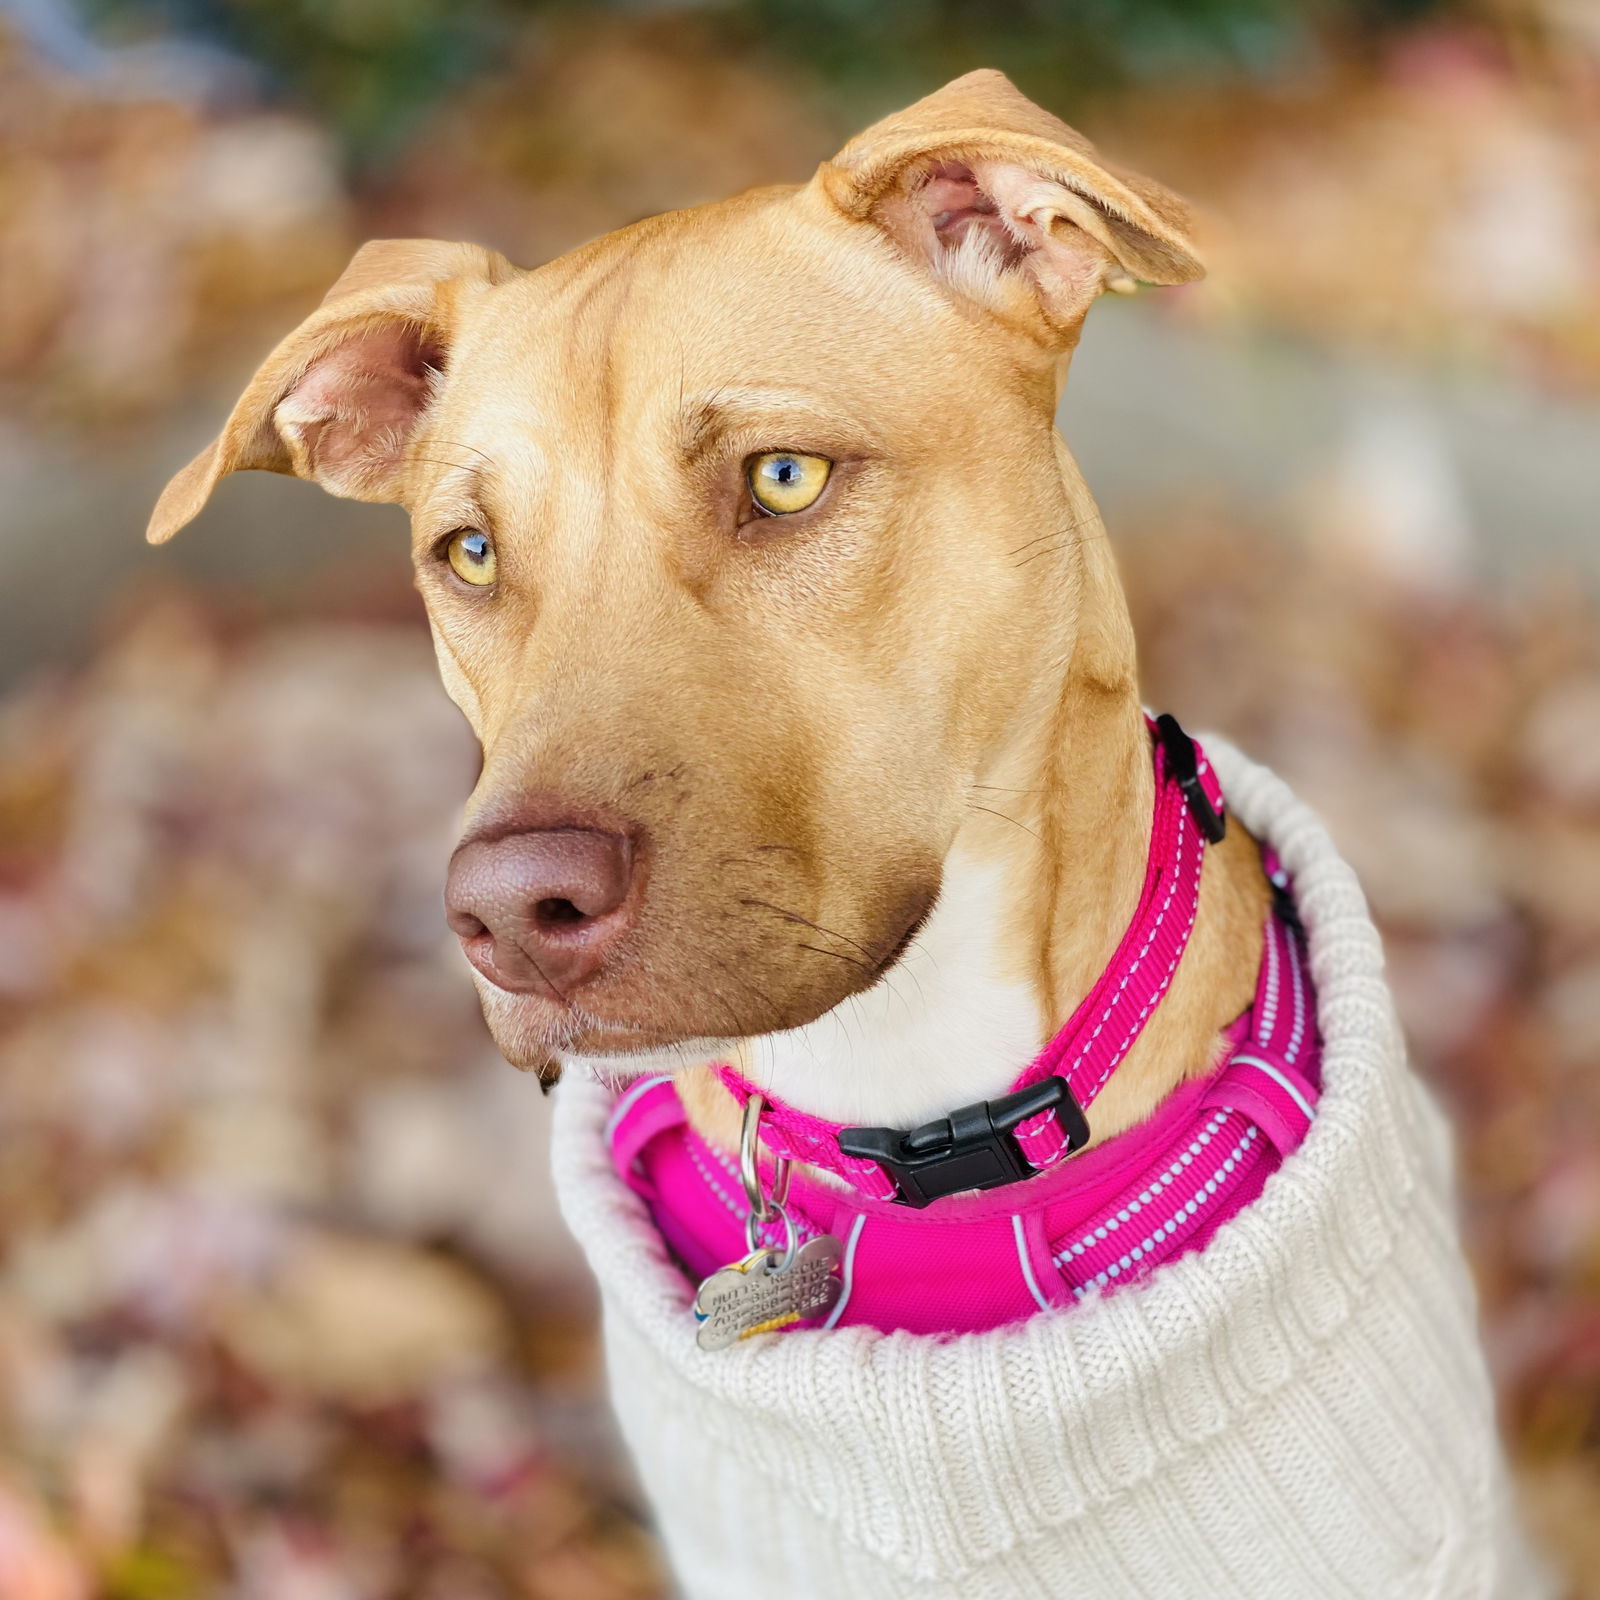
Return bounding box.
[693,1235,843,1351]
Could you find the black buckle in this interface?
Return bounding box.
[837,1077,1090,1209]
[1155,713,1226,844]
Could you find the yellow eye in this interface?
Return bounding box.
[748,452,831,515]
[446,528,497,586]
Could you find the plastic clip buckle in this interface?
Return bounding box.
[837,1076,1089,1209]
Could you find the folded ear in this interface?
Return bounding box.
[147,239,517,544]
[815,70,1203,349]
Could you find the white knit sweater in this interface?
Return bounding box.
[551,743,1547,1599]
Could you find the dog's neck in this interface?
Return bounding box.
[633,454,1269,1155]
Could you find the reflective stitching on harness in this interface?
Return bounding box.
[686,1142,746,1222]
[603,1074,672,1146]
[1231,1053,1316,1124]
[820,1214,867,1330]
[1259,917,1281,1040]
[1013,1216,1053,1312]
[607,890,1321,1336]
[1286,921,1308,1063]
[1053,1110,1233,1264]
[1067,813,1195,1098]
[1082,826,1203,1102]
[1072,1123,1261,1297]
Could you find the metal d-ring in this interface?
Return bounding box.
[739,1093,793,1259]
[744,1197,799,1268]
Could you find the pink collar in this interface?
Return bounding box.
[608,907,1319,1334]
[604,717,1322,1334]
[714,714,1229,1204]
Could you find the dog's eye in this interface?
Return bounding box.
[446,528,497,586]
[748,452,831,515]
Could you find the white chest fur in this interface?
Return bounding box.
[578,845,1044,1129]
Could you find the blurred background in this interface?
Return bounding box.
[0,0,1597,1594]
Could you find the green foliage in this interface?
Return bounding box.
[85,0,1458,165]
[86,0,527,163]
[729,0,1320,116]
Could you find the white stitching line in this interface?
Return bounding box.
[1014,1119,1063,1149]
[1080,818,1204,1100]
[1231,1053,1317,1124]
[1071,815,1193,1077]
[820,1213,867,1330]
[1053,1111,1234,1264]
[603,1075,673,1146]
[1013,1215,1053,1313]
[758,1117,888,1191]
[1065,811,1197,1096]
[686,1141,747,1223]
[705,1139,739,1180]
[1285,921,1308,1064]
[1071,1123,1261,1296]
[1063,811,1193,1084]
[1258,913,1282,1041]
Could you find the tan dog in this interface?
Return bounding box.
[150,72,1549,1598]
[149,69,1268,1158]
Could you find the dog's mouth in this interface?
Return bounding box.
[868,896,935,984]
[470,885,938,1072]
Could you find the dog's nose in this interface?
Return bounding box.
[445,828,638,995]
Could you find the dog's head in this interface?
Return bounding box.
[149,71,1200,1068]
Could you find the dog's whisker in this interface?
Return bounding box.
[796,941,875,974]
[1010,529,1111,570]
[513,942,571,1009]
[403,455,500,478]
[428,437,495,465]
[738,898,881,964]
[965,802,1045,845]
[1002,515,1091,558]
[885,938,930,1014]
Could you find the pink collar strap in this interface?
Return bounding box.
[714,714,1228,1206]
[607,903,1319,1334]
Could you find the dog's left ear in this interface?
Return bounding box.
[147,238,516,545]
[815,69,1203,350]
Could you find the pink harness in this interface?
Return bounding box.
[607,718,1321,1335]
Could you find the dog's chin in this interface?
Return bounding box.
[468,979,676,1070]
[473,980,809,1073]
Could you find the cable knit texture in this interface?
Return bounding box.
[551,743,1548,1599]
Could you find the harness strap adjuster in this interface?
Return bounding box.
[837,1076,1090,1209]
[1155,713,1227,844]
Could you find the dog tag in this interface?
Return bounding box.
[693,1235,843,1351]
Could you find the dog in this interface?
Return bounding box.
[151,70,1541,1600]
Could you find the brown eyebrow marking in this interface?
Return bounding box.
[678,388,735,466]
[675,388,871,470]
[416,461,495,535]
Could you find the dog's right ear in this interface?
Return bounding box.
[814,70,1203,353]
[147,239,517,544]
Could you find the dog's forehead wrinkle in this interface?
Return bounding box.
[675,387,887,465]
[434,192,1038,522]
[417,459,490,521]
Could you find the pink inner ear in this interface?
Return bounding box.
[918,161,1029,266]
[279,322,443,486]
